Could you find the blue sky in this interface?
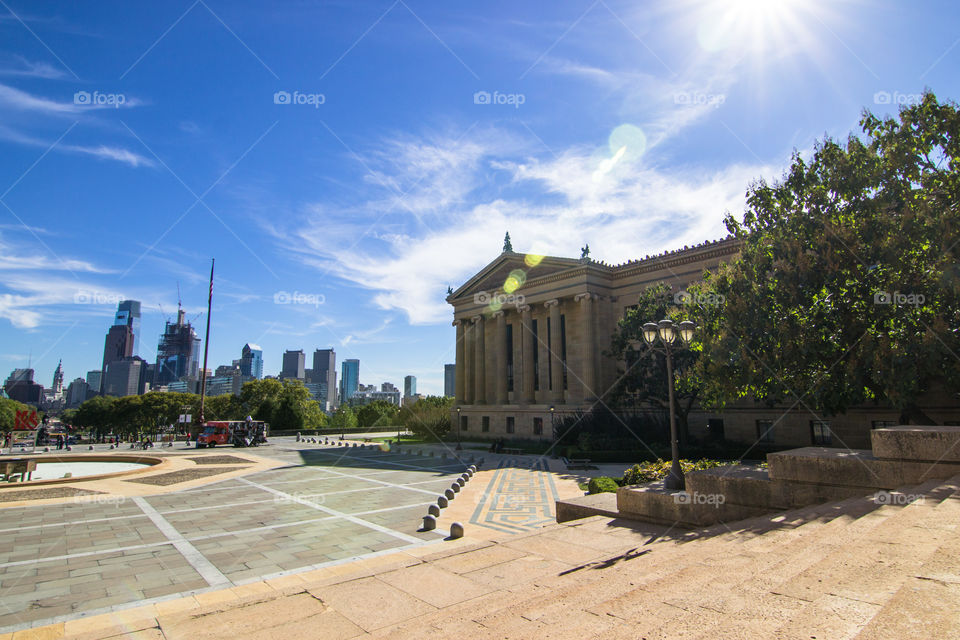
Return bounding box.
[1,0,958,395]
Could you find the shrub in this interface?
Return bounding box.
[587,476,620,494]
[621,458,737,486]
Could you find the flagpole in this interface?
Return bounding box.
[198,258,214,426]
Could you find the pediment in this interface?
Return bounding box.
[449,252,582,302]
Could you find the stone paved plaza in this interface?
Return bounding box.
[0,439,566,633]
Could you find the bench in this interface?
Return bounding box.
[502,447,523,455]
[567,458,592,470]
[0,458,37,482]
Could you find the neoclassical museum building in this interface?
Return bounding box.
[447,236,959,450]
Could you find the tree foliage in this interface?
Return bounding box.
[355,400,400,428]
[399,396,453,440]
[697,91,960,420]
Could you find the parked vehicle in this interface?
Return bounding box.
[196,420,268,448]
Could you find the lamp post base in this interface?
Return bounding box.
[664,468,685,491]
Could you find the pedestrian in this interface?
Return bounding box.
[57,434,64,450]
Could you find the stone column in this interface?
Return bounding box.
[545,299,564,404]
[473,315,486,405]
[519,305,535,404]
[463,318,474,405]
[454,319,465,403]
[575,293,596,402]
[494,310,508,405]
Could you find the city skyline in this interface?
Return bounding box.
[2,1,959,396]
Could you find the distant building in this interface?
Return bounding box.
[312,349,337,409]
[65,378,91,408]
[103,356,147,397]
[155,307,201,387]
[305,382,331,411]
[352,389,401,407]
[340,359,359,402]
[114,300,141,355]
[205,374,243,397]
[444,364,455,397]
[101,324,134,391]
[86,370,103,394]
[3,368,43,406]
[281,349,305,380]
[51,360,64,397]
[403,375,416,397]
[381,382,398,393]
[240,343,263,379]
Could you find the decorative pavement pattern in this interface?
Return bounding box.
[470,458,559,534]
[0,445,474,633]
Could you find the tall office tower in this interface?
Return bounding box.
[281,349,305,380]
[86,370,103,393]
[240,343,263,379]
[312,348,337,409]
[103,356,147,397]
[114,300,142,355]
[154,307,201,386]
[101,324,134,392]
[403,376,416,397]
[444,364,455,397]
[51,360,64,396]
[340,359,359,402]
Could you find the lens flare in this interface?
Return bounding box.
[524,254,544,267]
[503,269,527,293]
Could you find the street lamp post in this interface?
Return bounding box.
[456,407,462,451]
[639,318,696,491]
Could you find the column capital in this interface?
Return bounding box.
[471,315,483,323]
[491,310,505,319]
[453,318,463,327]
[574,293,594,303]
[544,299,560,309]
[518,304,531,313]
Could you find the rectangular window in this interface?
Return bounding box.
[532,319,540,391]
[546,317,552,391]
[756,419,775,443]
[506,417,515,434]
[560,313,567,390]
[810,420,832,446]
[871,420,896,429]
[533,417,543,435]
[461,416,468,431]
[506,324,514,393]
[482,416,490,433]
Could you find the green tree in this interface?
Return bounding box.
[355,400,400,428]
[399,396,453,440]
[699,91,960,422]
[0,397,31,435]
[74,395,117,440]
[329,406,357,433]
[239,378,284,417]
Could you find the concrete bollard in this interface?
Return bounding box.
[429,451,434,457]
[89,445,94,450]
[449,522,464,539]
[456,477,465,487]
[437,495,448,508]
[109,445,114,450]
[422,514,437,531]
[451,483,460,493]
[352,443,357,447]
[444,488,456,500]
[66,446,71,451]
[428,504,441,517]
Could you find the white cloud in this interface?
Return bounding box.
[0,125,155,168]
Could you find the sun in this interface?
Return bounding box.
[697,0,809,53]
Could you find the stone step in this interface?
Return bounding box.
[767,446,960,489]
[871,425,960,462]
[616,480,776,527]
[555,492,619,523]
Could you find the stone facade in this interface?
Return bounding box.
[447,239,741,442]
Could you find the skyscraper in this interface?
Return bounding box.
[240,343,263,379]
[155,307,201,386]
[312,348,337,409]
[114,300,141,355]
[103,357,147,397]
[86,370,103,393]
[281,350,305,380]
[101,325,133,392]
[51,360,64,396]
[444,364,455,397]
[340,359,359,403]
[404,375,417,397]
